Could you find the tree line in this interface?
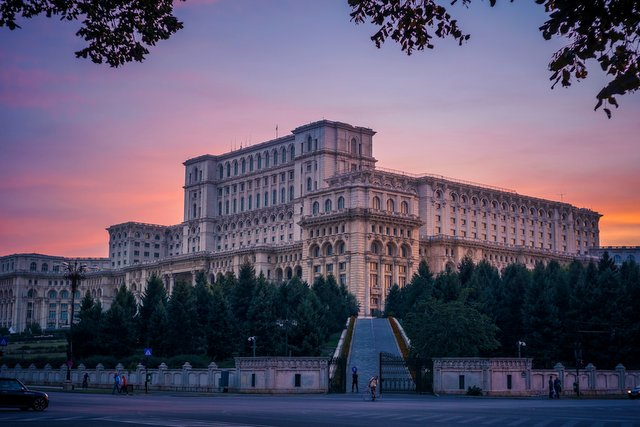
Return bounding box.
[386,254,640,369]
[73,263,358,363]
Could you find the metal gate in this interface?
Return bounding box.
[379,352,432,394]
[328,356,347,393]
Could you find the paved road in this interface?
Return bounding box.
[348,317,402,391]
[1,391,639,427]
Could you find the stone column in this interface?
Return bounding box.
[615,364,625,390]
[586,363,596,390]
[554,362,565,388]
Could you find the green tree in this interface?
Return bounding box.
[206,282,237,361]
[348,0,640,116]
[166,280,197,355]
[101,285,137,357]
[492,263,530,356]
[384,284,402,317]
[73,291,103,358]
[0,0,183,67]
[521,263,561,368]
[192,271,212,354]
[245,275,279,356]
[404,298,499,358]
[290,291,326,356]
[138,274,169,354]
[230,263,256,329]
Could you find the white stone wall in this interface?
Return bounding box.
[233,357,329,394]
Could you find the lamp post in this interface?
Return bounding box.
[517,340,526,358]
[248,336,257,357]
[276,319,298,357]
[574,342,582,397]
[62,261,86,385]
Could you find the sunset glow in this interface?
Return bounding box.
[1,1,639,257]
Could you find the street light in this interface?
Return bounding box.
[276,319,298,357]
[248,336,257,357]
[517,340,526,358]
[62,261,86,383]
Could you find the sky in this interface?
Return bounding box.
[1,0,639,258]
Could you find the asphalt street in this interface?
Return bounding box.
[1,391,639,427]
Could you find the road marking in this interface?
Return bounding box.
[459,415,485,424]
[506,418,530,426]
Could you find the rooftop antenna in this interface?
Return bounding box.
[559,193,565,202]
[276,124,279,139]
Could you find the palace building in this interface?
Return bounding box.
[1,120,604,331]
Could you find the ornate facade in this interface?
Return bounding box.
[1,120,602,331]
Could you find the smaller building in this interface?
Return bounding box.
[589,246,639,266]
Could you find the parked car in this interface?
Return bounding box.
[0,378,49,411]
[628,385,640,400]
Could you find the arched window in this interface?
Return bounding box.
[257,154,262,170]
[241,158,246,174]
[627,254,636,263]
[290,144,295,160]
[30,262,37,271]
[372,196,381,210]
[387,243,395,256]
[325,243,333,256]
[60,290,69,299]
[218,202,222,215]
[281,187,286,203]
[218,165,224,179]
[273,149,278,166]
[337,196,345,210]
[307,136,312,152]
[240,197,245,212]
[249,156,254,172]
[350,138,357,155]
[265,151,270,168]
[226,162,231,177]
[281,147,287,163]
[248,195,252,210]
[48,290,57,299]
[307,177,312,191]
[41,263,48,272]
[289,186,294,201]
[264,191,269,206]
[371,241,382,254]
[312,201,320,214]
[233,160,238,176]
[225,200,230,214]
[386,199,395,212]
[325,199,332,212]
[400,201,409,214]
[28,289,36,298]
[401,245,410,257]
[256,193,261,208]
[336,241,345,254]
[271,189,277,205]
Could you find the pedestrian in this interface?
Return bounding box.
[82,372,89,389]
[351,366,358,393]
[553,377,562,399]
[112,372,121,395]
[121,374,128,395]
[548,376,555,399]
[368,375,378,401]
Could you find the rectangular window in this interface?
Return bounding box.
[507,374,512,390]
[459,375,465,390]
[294,374,301,387]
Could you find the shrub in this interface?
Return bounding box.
[466,385,483,396]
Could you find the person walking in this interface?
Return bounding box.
[121,374,128,395]
[368,375,378,401]
[553,377,562,399]
[82,372,89,389]
[548,376,555,399]
[112,372,121,395]
[351,366,359,393]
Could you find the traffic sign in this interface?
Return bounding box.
[0,337,8,346]
[144,348,152,357]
